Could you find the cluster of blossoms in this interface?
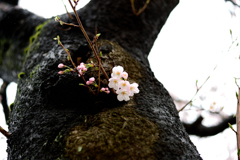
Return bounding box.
[86,77,110,94]
[58,63,139,100]
[58,62,110,94]
[58,62,95,77]
[77,62,95,77]
[108,66,139,101]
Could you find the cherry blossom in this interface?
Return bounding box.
[108,66,140,101]
[108,77,120,90]
[111,66,123,79]
[121,71,128,80]
[116,89,130,101]
[129,83,139,96]
[119,80,130,90]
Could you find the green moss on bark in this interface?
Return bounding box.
[86,40,143,85]
[30,64,40,78]
[64,105,159,160]
[24,20,49,58]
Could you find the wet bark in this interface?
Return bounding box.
[0,0,202,159]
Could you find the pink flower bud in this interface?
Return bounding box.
[86,81,90,85]
[106,91,110,94]
[89,77,95,82]
[83,67,88,71]
[101,88,105,91]
[105,88,109,91]
[58,71,64,74]
[58,63,65,68]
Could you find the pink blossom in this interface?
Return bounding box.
[58,63,65,68]
[106,90,110,94]
[78,70,83,77]
[121,71,128,80]
[78,63,85,70]
[101,88,105,91]
[89,77,95,82]
[58,71,64,74]
[86,81,91,85]
[83,67,88,71]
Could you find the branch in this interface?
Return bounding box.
[0,81,9,124]
[236,87,240,158]
[183,115,236,137]
[178,76,210,112]
[0,126,9,138]
[225,0,240,7]
[130,0,150,16]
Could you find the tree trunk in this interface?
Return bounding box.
[0,0,202,159]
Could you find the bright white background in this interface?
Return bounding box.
[1,0,240,159]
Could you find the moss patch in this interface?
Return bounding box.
[64,105,159,160]
[24,20,49,57]
[30,64,40,78]
[18,72,25,79]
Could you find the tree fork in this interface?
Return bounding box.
[0,0,202,159]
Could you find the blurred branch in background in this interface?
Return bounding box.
[235,78,240,159]
[0,81,9,124]
[183,115,236,137]
[225,0,240,8]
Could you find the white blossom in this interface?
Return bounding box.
[116,89,130,101]
[129,83,139,96]
[121,71,128,80]
[119,80,130,90]
[108,77,120,90]
[111,66,123,79]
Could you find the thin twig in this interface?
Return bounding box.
[60,21,79,28]
[178,76,210,112]
[0,126,9,138]
[130,0,150,16]
[59,41,95,95]
[68,0,108,79]
[236,82,240,159]
[94,27,101,95]
[68,0,116,94]
[225,0,240,7]
[61,0,73,19]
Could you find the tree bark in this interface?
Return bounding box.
[0,0,202,159]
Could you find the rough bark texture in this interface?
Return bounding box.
[0,0,202,159]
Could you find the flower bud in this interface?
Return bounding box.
[58,63,65,68]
